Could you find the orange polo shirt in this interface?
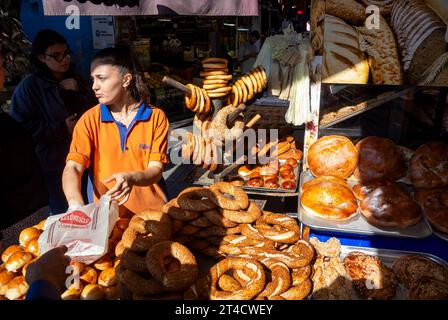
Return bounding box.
[66,103,169,216]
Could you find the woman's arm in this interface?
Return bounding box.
[104,162,163,204]
[62,160,86,208]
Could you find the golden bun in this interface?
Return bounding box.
[301,176,358,221]
[307,135,358,178]
[2,245,23,264]
[0,269,14,288]
[19,227,41,247]
[69,261,85,274]
[93,255,113,271]
[5,251,33,272]
[80,266,98,284]
[4,276,29,300]
[25,238,40,257]
[61,284,83,300]
[98,267,116,287]
[80,284,104,300]
[33,219,47,231]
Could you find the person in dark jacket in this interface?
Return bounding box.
[10,29,96,215]
[0,46,48,251]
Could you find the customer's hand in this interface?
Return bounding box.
[59,78,79,91]
[25,246,70,294]
[65,114,78,135]
[104,172,134,205]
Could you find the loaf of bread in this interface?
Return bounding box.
[360,0,394,16]
[322,15,370,84]
[390,0,447,85]
[356,15,404,85]
[326,0,367,25]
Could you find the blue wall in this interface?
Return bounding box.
[20,0,97,81]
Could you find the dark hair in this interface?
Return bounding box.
[30,29,69,75]
[91,45,150,105]
[250,30,260,40]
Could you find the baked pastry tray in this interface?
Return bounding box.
[222,160,301,194]
[298,170,432,239]
[185,160,302,195]
[338,245,448,300]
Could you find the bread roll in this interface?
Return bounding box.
[25,238,40,257]
[356,15,404,85]
[80,284,104,300]
[0,269,14,289]
[69,261,85,275]
[301,176,358,221]
[307,135,358,179]
[414,189,448,234]
[322,15,370,84]
[326,0,367,25]
[354,136,405,182]
[93,255,113,271]
[19,227,41,247]
[352,180,386,201]
[409,277,448,299]
[5,251,33,272]
[343,252,398,300]
[393,254,448,288]
[4,276,29,300]
[98,268,116,287]
[360,183,422,228]
[1,245,23,264]
[61,284,83,300]
[80,266,98,284]
[390,0,447,85]
[409,142,448,189]
[33,219,47,231]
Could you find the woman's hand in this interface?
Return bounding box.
[104,172,135,205]
[59,78,79,91]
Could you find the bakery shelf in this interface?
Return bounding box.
[320,87,416,129]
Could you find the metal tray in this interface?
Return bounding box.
[339,245,448,300]
[298,170,432,238]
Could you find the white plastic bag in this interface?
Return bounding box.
[38,195,119,264]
